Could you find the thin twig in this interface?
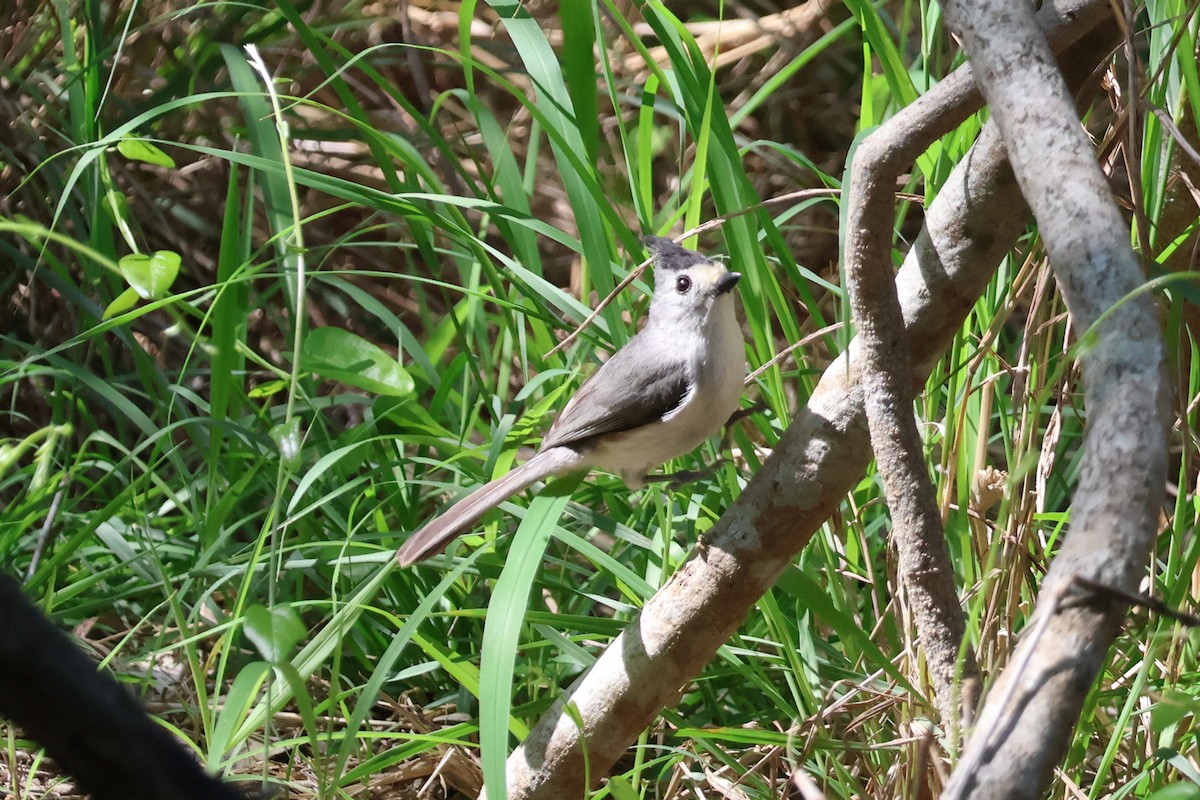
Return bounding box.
[26,484,67,581]
[1140,100,1200,170]
[745,321,846,383]
[548,188,925,359]
[1072,575,1200,627]
[547,188,851,357]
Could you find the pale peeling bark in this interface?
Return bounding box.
[937,2,1171,799]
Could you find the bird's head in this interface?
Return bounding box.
[643,236,741,327]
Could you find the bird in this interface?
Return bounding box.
[396,235,745,566]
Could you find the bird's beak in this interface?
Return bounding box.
[716,271,741,295]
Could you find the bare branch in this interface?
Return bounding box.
[843,0,1119,737]
[937,0,1172,797]
[1072,575,1200,628]
[502,3,1120,795]
[843,39,988,739]
[506,121,1030,800]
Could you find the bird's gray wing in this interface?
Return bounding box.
[541,335,690,450]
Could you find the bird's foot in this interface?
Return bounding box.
[642,458,727,490]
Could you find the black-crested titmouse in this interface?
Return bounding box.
[396,236,745,566]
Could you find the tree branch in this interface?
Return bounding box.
[936,1,1171,798]
[842,0,1119,736]
[507,116,1031,800]
[843,49,984,741]
[502,2,1118,796]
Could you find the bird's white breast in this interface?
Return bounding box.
[588,294,744,487]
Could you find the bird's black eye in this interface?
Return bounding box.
[675,275,692,294]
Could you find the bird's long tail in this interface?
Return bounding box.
[396,447,581,566]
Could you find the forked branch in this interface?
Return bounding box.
[937,0,1171,797]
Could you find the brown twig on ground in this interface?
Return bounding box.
[937,0,1171,798]
[627,0,837,73]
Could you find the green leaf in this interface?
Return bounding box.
[1147,782,1200,800]
[270,417,303,472]
[607,775,638,800]
[221,44,298,306]
[773,566,918,695]
[559,0,599,162]
[243,603,306,663]
[249,379,288,399]
[276,662,319,750]
[1152,689,1197,733]
[102,190,130,225]
[118,250,181,299]
[300,326,415,397]
[116,136,176,167]
[207,661,271,762]
[480,492,569,800]
[103,286,141,320]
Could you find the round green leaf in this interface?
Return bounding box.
[270,417,302,472]
[243,603,306,664]
[118,250,181,299]
[116,136,176,168]
[300,327,414,397]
